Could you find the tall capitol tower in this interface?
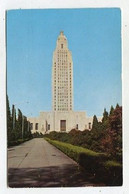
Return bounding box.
[52,31,73,112]
[28,31,94,133]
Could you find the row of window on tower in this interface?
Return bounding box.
[57,49,67,53]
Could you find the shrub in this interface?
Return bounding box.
[45,138,122,186]
[45,138,108,170]
[101,160,122,185]
[8,137,33,147]
[32,132,44,138]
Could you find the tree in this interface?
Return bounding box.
[12,104,16,130]
[102,108,108,123]
[7,97,32,146]
[116,103,120,108]
[15,109,23,139]
[7,95,12,142]
[109,105,114,115]
[7,95,11,129]
[100,106,122,160]
[101,108,109,131]
[23,116,32,139]
[92,115,98,130]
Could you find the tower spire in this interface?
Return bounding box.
[52,32,73,112]
[60,31,64,35]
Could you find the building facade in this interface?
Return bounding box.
[52,31,73,112]
[28,32,99,134]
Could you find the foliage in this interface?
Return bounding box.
[7,95,13,142]
[109,105,114,115]
[104,160,121,167]
[100,106,122,160]
[33,132,44,138]
[45,138,122,186]
[8,137,33,147]
[7,95,32,147]
[92,115,98,130]
[102,108,109,123]
[44,104,122,185]
[45,137,107,161]
[102,160,122,186]
[44,105,122,162]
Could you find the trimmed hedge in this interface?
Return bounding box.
[45,137,106,159]
[45,138,122,186]
[8,137,33,147]
[101,160,122,185]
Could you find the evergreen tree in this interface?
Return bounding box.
[109,105,114,115]
[12,104,16,130]
[23,116,26,139]
[23,116,31,139]
[102,108,108,123]
[92,115,98,130]
[27,121,32,138]
[7,95,11,128]
[17,109,23,139]
[7,95,12,142]
[100,106,122,160]
[101,108,109,131]
[7,97,32,146]
[116,103,120,108]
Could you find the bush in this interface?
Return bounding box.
[45,138,106,169]
[44,105,122,162]
[99,160,122,186]
[8,137,33,147]
[45,138,122,186]
[33,132,44,138]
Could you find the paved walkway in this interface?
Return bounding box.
[8,138,104,187]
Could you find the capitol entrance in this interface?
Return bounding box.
[60,120,66,132]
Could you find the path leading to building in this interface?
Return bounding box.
[8,138,104,187]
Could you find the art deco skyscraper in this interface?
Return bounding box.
[28,31,94,133]
[52,31,73,112]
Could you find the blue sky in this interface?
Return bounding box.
[7,8,121,117]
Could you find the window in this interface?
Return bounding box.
[61,44,63,49]
[35,123,38,130]
[60,120,66,131]
[48,124,50,130]
[76,124,78,130]
[30,123,33,130]
[89,122,91,130]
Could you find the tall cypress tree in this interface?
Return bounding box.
[92,115,98,130]
[102,108,108,123]
[109,105,114,115]
[7,95,11,128]
[24,116,29,138]
[17,109,23,139]
[101,108,109,131]
[12,104,16,130]
[7,95,12,142]
[7,99,32,145]
[116,103,120,108]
